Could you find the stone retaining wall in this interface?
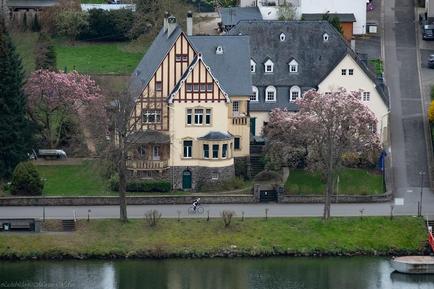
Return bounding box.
[278,192,393,203]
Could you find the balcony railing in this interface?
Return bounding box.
[127,160,169,170]
[232,116,248,125]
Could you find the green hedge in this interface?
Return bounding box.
[10,162,44,196]
[110,177,171,193]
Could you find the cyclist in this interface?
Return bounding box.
[192,198,201,211]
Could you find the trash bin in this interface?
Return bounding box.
[3,223,10,231]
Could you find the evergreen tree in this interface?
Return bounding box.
[0,20,33,179]
[322,13,344,35]
[35,32,57,70]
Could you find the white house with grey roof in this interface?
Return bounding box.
[127,13,252,190]
[228,20,389,143]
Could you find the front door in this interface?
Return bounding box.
[250,117,256,136]
[182,170,192,190]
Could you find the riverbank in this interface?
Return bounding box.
[0,217,427,260]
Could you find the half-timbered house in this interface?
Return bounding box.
[127,13,251,190]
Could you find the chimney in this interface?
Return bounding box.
[186,11,193,36]
[167,16,177,37]
[163,11,169,32]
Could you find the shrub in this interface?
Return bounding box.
[110,176,171,193]
[10,162,44,196]
[80,9,133,41]
[429,100,434,123]
[234,158,249,180]
[221,210,235,227]
[144,209,161,227]
[56,10,89,40]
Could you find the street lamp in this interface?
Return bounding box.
[418,171,426,217]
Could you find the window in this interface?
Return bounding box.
[193,84,199,92]
[206,83,213,92]
[233,101,239,113]
[265,86,276,102]
[143,110,161,124]
[341,69,347,75]
[155,81,162,91]
[264,59,274,73]
[363,92,371,101]
[323,33,329,42]
[137,145,146,158]
[182,55,188,62]
[152,145,160,160]
[176,54,188,62]
[183,140,192,158]
[203,144,209,159]
[200,84,206,92]
[348,69,354,75]
[290,86,301,102]
[186,84,192,92]
[280,33,286,42]
[289,59,298,73]
[250,59,256,73]
[251,86,258,102]
[234,137,240,150]
[194,109,204,124]
[205,109,211,125]
[212,144,219,159]
[186,109,192,125]
[222,144,228,159]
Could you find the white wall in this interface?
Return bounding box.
[318,54,389,143]
[300,0,366,34]
[251,111,270,136]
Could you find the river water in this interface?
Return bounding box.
[0,257,434,289]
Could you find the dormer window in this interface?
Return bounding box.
[264,59,274,73]
[289,59,298,73]
[216,46,223,54]
[323,33,329,42]
[279,33,286,42]
[250,59,256,73]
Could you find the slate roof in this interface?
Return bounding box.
[302,13,356,23]
[219,7,263,27]
[129,24,252,99]
[128,25,182,99]
[228,20,389,111]
[126,131,170,144]
[189,35,252,97]
[198,131,233,141]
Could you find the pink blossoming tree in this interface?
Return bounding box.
[25,69,104,149]
[264,88,380,219]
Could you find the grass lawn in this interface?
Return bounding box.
[285,168,384,195]
[55,40,147,74]
[0,217,426,258]
[11,32,38,75]
[36,161,115,196]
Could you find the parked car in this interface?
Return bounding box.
[422,25,434,40]
[37,149,67,160]
[428,55,434,69]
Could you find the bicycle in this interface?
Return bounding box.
[188,205,204,215]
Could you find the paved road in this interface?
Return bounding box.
[383,0,434,211]
[0,203,433,220]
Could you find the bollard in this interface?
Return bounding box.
[360,208,365,220]
[87,209,91,222]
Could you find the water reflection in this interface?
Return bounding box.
[1,257,434,289]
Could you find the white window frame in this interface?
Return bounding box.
[251,86,259,102]
[341,69,347,75]
[205,109,211,125]
[183,140,192,158]
[348,69,354,75]
[289,86,301,102]
[233,101,239,113]
[186,109,192,125]
[194,109,204,125]
[143,109,161,124]
[362,92,371,101]
[222,144,228,159]
[323,33,329,41]
[264,59,274,73]
[280,33,286,42]
[289,59,298,73]
[265,86,276,102]
[250,59,256,73]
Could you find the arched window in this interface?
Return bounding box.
[289,86,301,102]
[251,86,258,102]
[250,59,256,73]
[264,59,274,73]
[280,33,286,42]
[289,59,298,73]
[265,86,277,102]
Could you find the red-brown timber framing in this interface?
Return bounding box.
[129,32,197,132]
